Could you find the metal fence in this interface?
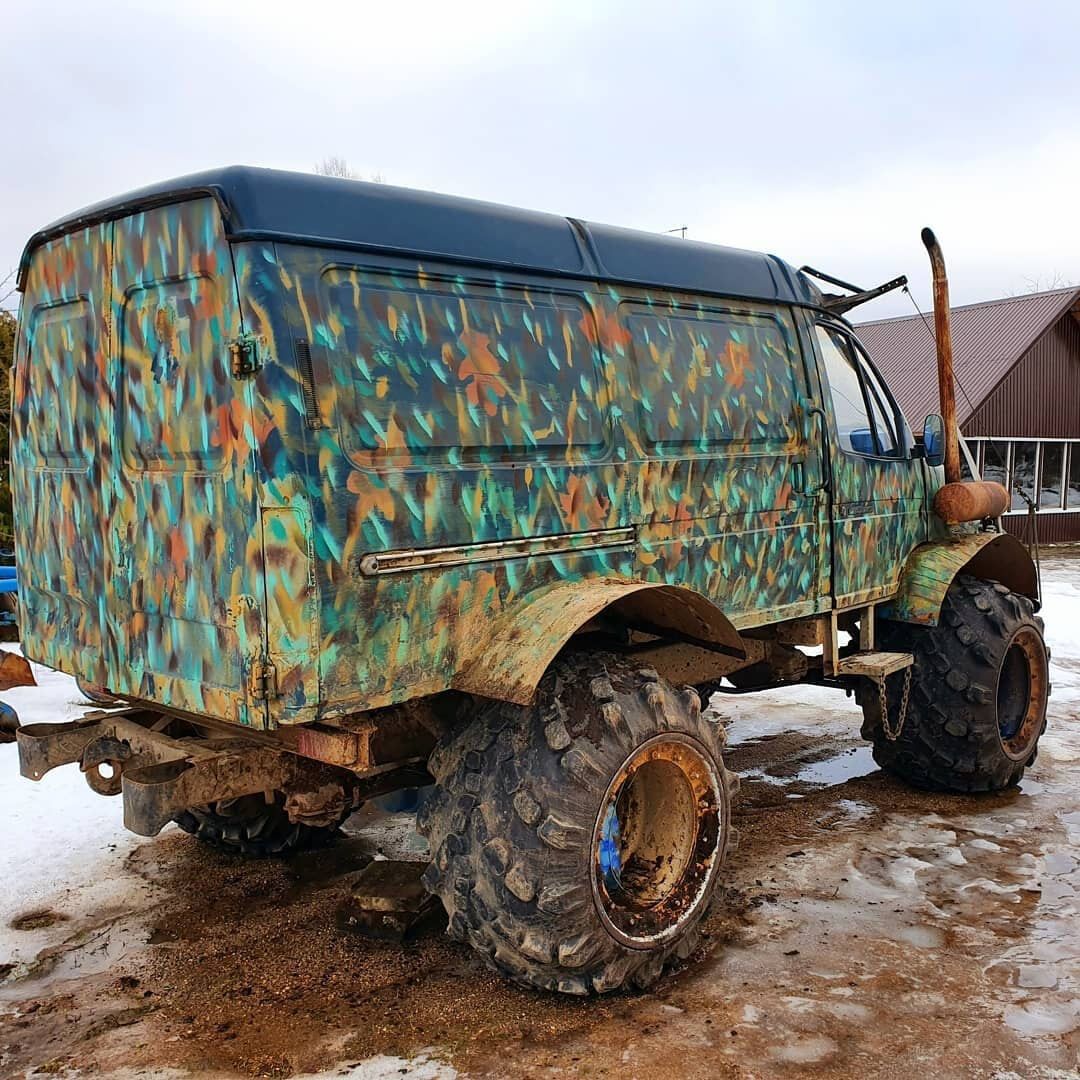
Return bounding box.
[964,436,1080,515]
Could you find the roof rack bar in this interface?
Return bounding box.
[800,265,866,294]
[819,275,909,316]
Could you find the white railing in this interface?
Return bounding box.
[962,436,1080,515]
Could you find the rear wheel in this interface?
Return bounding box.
[860,575,1049,792]
[418,653,736,995]
[174,791,350,856]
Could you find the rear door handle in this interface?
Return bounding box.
[794,407,831,495]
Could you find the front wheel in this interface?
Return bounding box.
[860,575,1049,792]
[418,653,737,995]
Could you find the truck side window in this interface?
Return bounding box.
[320,269,606,462]
[122,279,229,469]
[816,324,901,458]
[628,307,800,452]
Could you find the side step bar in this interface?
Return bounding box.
[835,651,914,678]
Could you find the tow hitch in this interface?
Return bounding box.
[16,709,350,836]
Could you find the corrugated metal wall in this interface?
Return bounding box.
[1001,513,1079,545]
[965,311,1080,541]
[965,313,1080,438]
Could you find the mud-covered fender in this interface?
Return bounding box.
[880,533,1038,626]
[453,578,745,706]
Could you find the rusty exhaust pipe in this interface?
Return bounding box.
[922,227,1010,524]
[920,227,962,484]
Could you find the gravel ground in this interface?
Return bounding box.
[0,553,1077,1079]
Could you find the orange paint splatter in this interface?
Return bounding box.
[456,329,507,417]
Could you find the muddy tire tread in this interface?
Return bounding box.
[173,792,347,857]
[418,652,735,995]
[860,575,1048,793]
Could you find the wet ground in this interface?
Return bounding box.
[1,554,1078,1079]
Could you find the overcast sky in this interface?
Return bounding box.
[4,0,1080,319]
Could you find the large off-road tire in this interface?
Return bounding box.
[174,791,349,856]
[417,653,737,995]
[859,575,1049,792]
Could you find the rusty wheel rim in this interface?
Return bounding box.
[996,626,1047,761]
[591,734,723,949]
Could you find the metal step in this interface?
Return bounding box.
[835,651,914,678]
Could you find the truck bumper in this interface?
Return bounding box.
[16,710,328,836]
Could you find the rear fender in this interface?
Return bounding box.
[881,533,1038,626]
[453,579,746,706]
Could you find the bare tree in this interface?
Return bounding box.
[314,157,385,183]
[0,268,17,314]
[315,156,358,179]
[0,307,16,542]
[1004,272,1078,298]
[1022,272,1075,293]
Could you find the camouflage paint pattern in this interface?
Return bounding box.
[805,315,930,609]
[882,532,1039,625]
[14,192,956,731]
[828,425,928,607]
[14,200,263,726]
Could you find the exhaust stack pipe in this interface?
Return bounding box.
[922,227,1010,524]
[921,227,962,484]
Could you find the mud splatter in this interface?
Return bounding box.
[8,909,69,932]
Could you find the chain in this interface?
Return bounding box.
[877,667,912,742]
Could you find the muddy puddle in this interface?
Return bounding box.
[1,565,1079,1078]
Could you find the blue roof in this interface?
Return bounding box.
[19,166,820,306]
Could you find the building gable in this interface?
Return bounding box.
[855,287,1080,427]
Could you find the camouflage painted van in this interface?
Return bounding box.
[11,168,1048,994]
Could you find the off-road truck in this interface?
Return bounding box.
[10,168,1048,994]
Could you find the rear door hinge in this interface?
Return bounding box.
[230,333,263,378]
[250,657,279,699]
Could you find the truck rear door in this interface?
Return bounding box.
[112,198,266,726]
[15,224,114,681]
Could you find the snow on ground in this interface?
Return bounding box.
[1037,556,1080,764]
[294,1053,457,1080]
[712,557,1080,1062]
[0,657,158,978]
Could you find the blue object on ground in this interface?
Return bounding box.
[0,700,19,741]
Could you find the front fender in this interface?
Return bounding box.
[453,578,745,706]
[880,532,1038,626]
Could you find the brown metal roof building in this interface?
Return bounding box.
[856,287,1080,543]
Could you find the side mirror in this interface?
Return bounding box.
[922,413,945,468]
